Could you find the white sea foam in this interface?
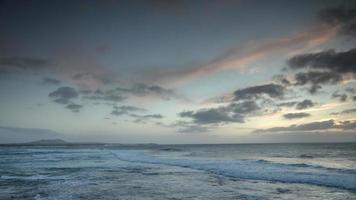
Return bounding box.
[111,150,356,191]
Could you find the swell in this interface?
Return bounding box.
[111,150,356,191]
[254,159,356,174]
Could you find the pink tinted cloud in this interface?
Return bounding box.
[152,25,337,87]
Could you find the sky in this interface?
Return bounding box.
[0,0,356,144]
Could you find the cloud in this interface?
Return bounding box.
[330,108,356,115]
[318,6,356,36]
[255,120,335,133]
[283,112,311,120]
[66,103,83,113]
[286,48,356,93]
[142,114,163,119]
[277,101,298,108]
[115,83,179,100]
[84,93,126,103]
[82,83,182,103]
[111,105,146,116]
[255,119,356,133]
[224,101,260,114]
[346,87,356,93]
[49,86,79,104]
[178,124,208,133]
[293,71,343,94]
[42,77,61,85]
[233,84,286,101]
[0,57,49,73]
[130,113,164,124]
[288,49,356,74]
[278,102,298,108]
[331,92,348,102]
[149,23,335,86]
[109,104,162,123]
[169,120,209,133]
[337,120,356,130]
[179,107,244,124]
[296,99,315,110]
[273,74,291,86]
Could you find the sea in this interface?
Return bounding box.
[0,143,355,200]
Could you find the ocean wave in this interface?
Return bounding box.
[111,150,356,191]
[254,159,356,174]
[0,174,68,181]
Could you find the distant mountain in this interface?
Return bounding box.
[27,139,68,145]
[0,126,63,144]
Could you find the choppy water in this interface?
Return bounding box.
[1,143,355,199]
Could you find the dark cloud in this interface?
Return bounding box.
[130,113,164,124]
[82,88,126,102]
[273,74,291,86]
[0,57,49,73]
[345,87,356,93]
[318,6,356,36]
[142,114,163,119]
[111,105,146,116]
[294,71,342,94]
[332,92,348,102]
[170,121,209,133]
[255,119,356,133]
[66,103,83,113]
[115,83,177,100]
[255,120,335,133]
[178,125,208,133]
[178,100,263,127]
[287,48,356,93]
[277,99,315,110]
[85,94,126,102]
[337,120,356,130]
[42,77,61,85]
[296,99,315,110]
[179,108,244,124]
[177,125,208,133]
[109,104,162,123]
[330,108,356,115]
[288,49,356,74]
[278,101,298,108]
[82,83,181,103]
[224,101,260,114]
[233,84,285,101]
[79,89,92,95]
[283,112,310,120]
[49,87,78,104]
[72,72,92,80]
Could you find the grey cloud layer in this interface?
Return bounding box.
[255,119,356,133]
[234,84,285,100]
[81,83,181,102]
[42,77,61,85]
[331,108,356,115]
[66,103,83,113]
[179,100,263,125]
[111,105,146,116]
[179,108,244,125]
[319,6,356,36]
[296,100,315,110]
[283,112,311,120]
[287,49,356,93]
[288,49,356,74]
[0,57,49,73]
[49,87,79,104]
